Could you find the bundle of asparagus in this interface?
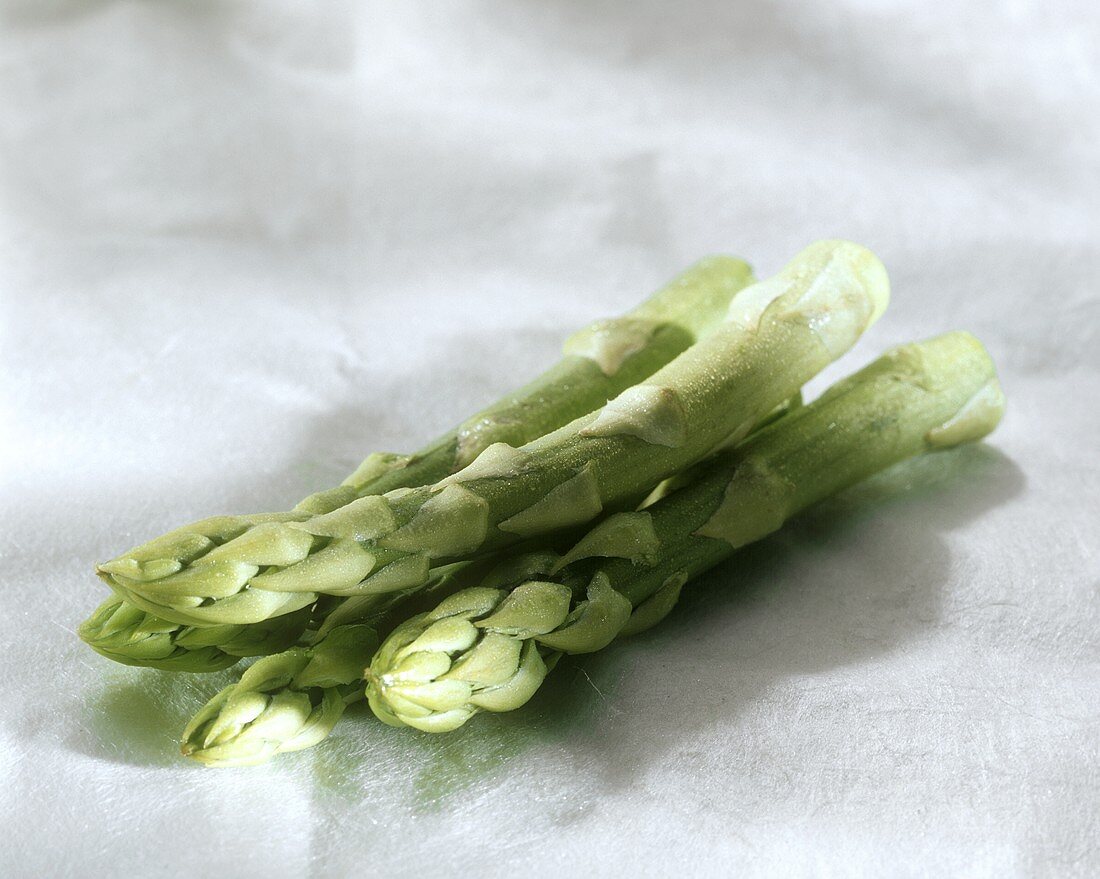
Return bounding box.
[80,240,1005,767]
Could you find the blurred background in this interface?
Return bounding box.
[1,2,1097,877]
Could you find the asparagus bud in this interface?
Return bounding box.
[180,625,377,766]
[78,596,311,673]
[366,572,630,732]
[178,556,541,764]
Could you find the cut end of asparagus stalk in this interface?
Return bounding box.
[727,239,890,359]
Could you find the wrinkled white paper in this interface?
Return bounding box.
[1,2,1097,876]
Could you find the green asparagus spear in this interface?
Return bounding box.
[101,241,889,628]
[303,254,759,509]
[85,256,755,669]
[366,331,1005,732]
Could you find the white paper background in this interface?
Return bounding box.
[1,2,1097,877]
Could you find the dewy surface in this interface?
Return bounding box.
[1,2,1097,878]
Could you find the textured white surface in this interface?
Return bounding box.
[1,2,1098,877]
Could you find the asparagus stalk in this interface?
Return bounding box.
[303,254,759,509]
[366,331,1006,732]
[85,256,755,669]
[100,240,890,629]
